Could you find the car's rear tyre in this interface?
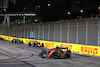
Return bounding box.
[58,50,63,58]
[65,50,71,58]
[66,54,71,58]
[22,41,23,43]
[0,38,3,40]
[12,40,13,43]
[15,41,17,43]
[28,43,31,46]
[20,41,23,43]
[41,43,44,47]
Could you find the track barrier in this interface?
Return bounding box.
[0,34,100,56]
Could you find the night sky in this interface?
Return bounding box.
[7,0,100,22]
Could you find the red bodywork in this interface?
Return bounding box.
[13,39,15,40]
[34,41,40,47]
[48,48,61,57]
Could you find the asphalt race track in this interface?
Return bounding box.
[0,40,100,67]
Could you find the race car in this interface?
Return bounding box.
[28,41,44,47]
[12,38,23,43]
[0,37,3,40]
[39,47,71,59]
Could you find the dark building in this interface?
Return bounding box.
[0,0,9,12]
[8,0,36,12]
[34,0,72,21]
[34,0,100,21]
[8,0,17,12]
[71,0,100,19]
[4,0,100,21]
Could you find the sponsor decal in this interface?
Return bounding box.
[81,46,98,54]
[35,41,41,43]
[45,42,54,48]
[25,40,30,43]
[18,39,22,41]
[8,37,11,40]
[4,36,6,39]
[60,44,72,50]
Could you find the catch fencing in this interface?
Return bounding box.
[0,17,100,46]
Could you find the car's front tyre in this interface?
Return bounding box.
[39,50,47,58]
[33,43,35,47]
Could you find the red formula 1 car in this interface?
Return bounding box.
[39,47,71,59]
[28,41,44,47]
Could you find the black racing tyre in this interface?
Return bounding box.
[15,41,17,43]
[65,50,71,58]
[12,40,13,43]
[65,54,71,58]
[41,43,44,47]
[58,50,63,58]
[40,50,47,58]
[1,38,3,40]
[41,55,45,58]
[41,50,47,54]
[21,41,23,43]
[33,43,35,47]
[28,43,31,46]
[0,38,3,40]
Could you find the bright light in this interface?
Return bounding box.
[13,14,16,16]
[29,14,31,16]
[48,4,51,6]
[80,10,83,13]
[19,14,21,16]
[78,1,80,3]
[9,14,12,16]
[33,14,36,16]
[68,12,70,15]
[99,7,100,10]
[24,7,26,10]
[16,14,19,16]
[35,19,38,22]
[0,13,36,16]
[28,20,30,22]
[38,6,40,8]
[18,22,20,24]
[4,9,6,11]
[47,2,51,7]
[24,14,27,16]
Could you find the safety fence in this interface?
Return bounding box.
[0,17,100,56]
[0,17,100,46]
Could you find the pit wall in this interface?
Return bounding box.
[0,35,100,56]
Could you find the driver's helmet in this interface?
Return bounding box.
[66,47,68,49]
[56,46,59,49]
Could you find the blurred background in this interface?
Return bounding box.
[0,0,100,22]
